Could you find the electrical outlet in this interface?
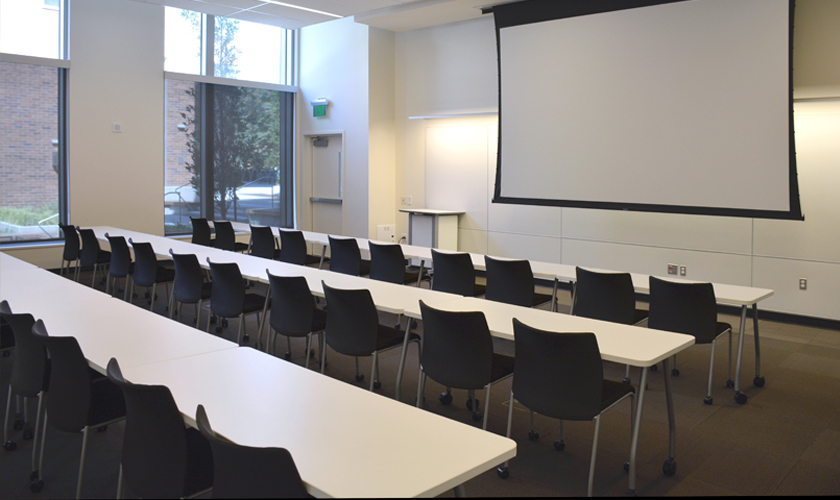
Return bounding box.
[400,197,407,205]
[679,265,687,276]
[799,278,807,290]
[406,196,412,206]
[668,264,678,275]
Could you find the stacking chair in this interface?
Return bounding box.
[278,229,322,267]
[498,319,635,497]
[31,320,126,498]
[327,235,370,276]
[484,256,553,308]
[249,225,281,260]
[572,267,649,383]
[430,249,486,297]
[104,233,134,301]
[190,217,215,247]
[263,272,325,367]
[368,241,422,286]
[416,301,514,429]
[321,282,419,391]
[78,228,111,288]
[0,301,49,489]
[206,259,267,345]
[168,250,213,327]
[58,223,81,280]
[106,359,214,500]
[648,276,733,405]
[129,239,175,311]
[213,220,249,253]
[195,404,310,498]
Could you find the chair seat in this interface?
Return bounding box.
[200,282,213,301]
[473,283,487,297]
[234,242,249,253]
[154,267,176,284]
[489,352,515,384]
[375,325,419,352]
[94,250,111,265]
[182,427,215,497]
[87,378,127,426]
[600,379,636,413]
[274,308,327,339]
[532,292,553,308]
[241,293,267,314]
[304,254,323,266]
[360,261,371,276]
[632,309,649,325]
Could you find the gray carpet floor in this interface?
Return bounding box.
[2,270,839,498]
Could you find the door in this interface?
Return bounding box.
[310,134,343,235]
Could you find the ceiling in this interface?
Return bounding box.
[130,0,505,31]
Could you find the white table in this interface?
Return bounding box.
[403,296,695,495]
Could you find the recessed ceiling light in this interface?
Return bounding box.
[260,0,343,18]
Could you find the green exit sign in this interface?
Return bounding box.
[313,105,327,117]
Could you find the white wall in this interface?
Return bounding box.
[394,5,840,321]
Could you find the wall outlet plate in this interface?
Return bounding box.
[679,265,687,276]
[799,278,807,290]
[668,264,678,275]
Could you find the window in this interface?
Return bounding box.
[0,0,67,244]
[164,8,296,235]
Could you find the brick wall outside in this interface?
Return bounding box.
[0,62,59,209]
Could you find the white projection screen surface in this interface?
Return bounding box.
[492,0,802,219]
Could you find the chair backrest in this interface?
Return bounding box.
[512,319,603,421]
[327,236,361,276]
[418,301,493,390]
[208,260,245,317]
[267,273,315,337]
[573,267,637,324]
[368,242,408,284]
[78,228,103,267]
[322,282,379,356]
[190,217,213,247]
[59,223,80,261]
[195,404,309,499]
[106,358,194,499]
[249,225,277,260]
[171,251,206,304]
[214,221,236,251]
[431,250,477,297]
[278,229,308,265]
[648,276,718,343]
[129,240,159,287]
[484,256,536,307]
[105,233,132,277]
[31,320,93,433]
[0,301,48,398]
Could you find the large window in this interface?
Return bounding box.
[164,8,296,234]
[0,0,67,244]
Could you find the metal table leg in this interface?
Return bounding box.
[734,305,749,404]
[752,304,765,388]
[394,321,413,402]
[627,366,648,494]
[661,357,677,476]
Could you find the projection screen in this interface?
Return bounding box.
[491,0,802,220]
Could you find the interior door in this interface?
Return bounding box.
[310,134,343,236]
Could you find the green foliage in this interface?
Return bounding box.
[0,205,59,227]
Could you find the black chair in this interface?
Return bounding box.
[572,267,649,383]
[106,358,213,500]
[78,228,111,288]
[648,276,732,405]
[213,220,249,253]
[321,282,419,391]
[484,256,553,308]
[498,319,635,497]
[58,223,81,281]
[0,301,49,490]
[249,225,281,260]
[368,241,421,286]
[278,229,322,267]
[190,217,215,247]
[129,239,175,312]
[327,236,370,276]
[105,233,134,301]
[195,404,310,499]
[416,301,514,429]
[206,259,267,345]
[263,272,325,368]
[430,249,486,297]
[168,250,213,327]
[31,320,126,498]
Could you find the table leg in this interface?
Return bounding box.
[661,357,677,476]
[395,321,413,402]
[453,484,467,497]
[319,246,327,269]
[752,304,765,388]
[734,305,749,404]
[627,366,648,494]
[550,278,559,312]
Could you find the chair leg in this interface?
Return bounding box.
[91,265,97,288]
[501,391,515,470]
[76,426,90,499]
[206,310,213,333]
[124,277,131,302]
[705,339,716,405]
[236,313,244,345]
[304,333,312,369]
[31,392,45,474]
[3,387,12,446]
[320,335,328,374]
[116,464,124,500]
[482,384,491,430]
[150,283,157,311]
[369,352,378,391]
[74,259,81,282]
[33,412,48,487]
[169,296,176,319]
[416,368,426,408]
[588,416,601,497]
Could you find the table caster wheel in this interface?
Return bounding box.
[355,373,365,382]
[671,368,680,376]
[528,430,539,441]
[726,379,734,388]
[734,392,748,405]
[497,467,509,479]
[466,398,479,411]
[30,479,44,492]
[373,380,382,389]
[703,396,713,405]
[663,458,677,476]
[472,411,483,422]
[284,352,292,361]
[439,392,452,405]
[650,364,658,372]
[4,440,17,451]
[30,471,39,481]
[622,377,631,384]
[243,334,250,342]
[624,462,630,473]
[222,318,229,327]
[754,376,765,388]
[410,319,418,329]
[215,326,224,334]
[554,440,565,451]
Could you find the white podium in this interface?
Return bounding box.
[399,209,463,250]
